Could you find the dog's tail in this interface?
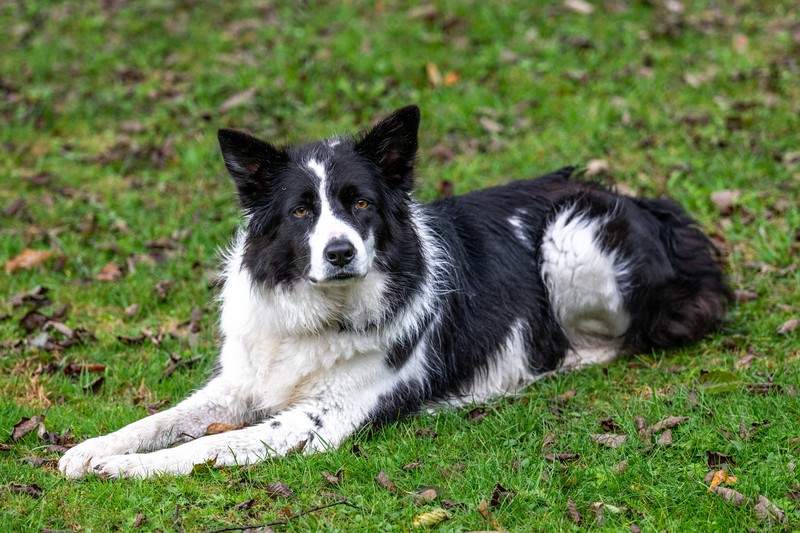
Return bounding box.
[620,196,732,351]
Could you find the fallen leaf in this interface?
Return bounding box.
[376,470,398,492]
[635,416,648,437]
[468,407,490,423]
[263,481,294,499]
[351,443,369,458]
[22,457,57,468]
[125,303,140,318]
[644,415,688,437]
[564,0,594,14]
[415,487,439,501]
[415,427,437,439]
[320,470,343,485]
[542,432,558,450]
[477,498,502,529]
[83,376,105,394]
[754,494,786,524]
[490,483,515,507]
[776,318,799,334]
[9,483,44,498]
[402,460,422,471]
[63,362,107,377]
[426,63,442,87]
[412,508,449,528]
[598,417,622,433]
[656,429,673,446]
[735,353,758,369]
[9,286,50,308]
[218,88,257,113]
[479,117,503,134]
[554,389,576,404]
[709,485,749,507]
[97,262,123,282]
[146,399,169,415]
[590,433,627,449]
[234,498,255,511]
[706,469,738,491]
[206,422,243,435]
[707,451,736,469]
[616,460,628,473]
[710,190,740,215]
[746,382,782,394]
[734,289,757,302]
[585,159,610,178]
[5,249,52,274]
[544,453,579,463]
[9,414,45,441]
[133,512,147,527]
[567,498,582,524]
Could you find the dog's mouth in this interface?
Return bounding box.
[308,271,365,285]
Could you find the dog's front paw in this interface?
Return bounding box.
[90,451,195,479]
[59,436,120,479]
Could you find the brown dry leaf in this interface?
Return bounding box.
[5,249,52,274]
[755,494,786,524]
[10,414,45,441]
[564,0,594,14]
[477,498,503,530]
[734,289,757,302]
[541,432,558,450]
[415,427,437,439]
[146,399,169,415]
[263,481,294,499]
[707,451,736,469]
[554,389,576,404]
[443,71,460,87]
[706,469,738,491]
[10,483,44,499]
[132,512,147,527]
[490,483,515,508]
[732,33,748,53]
[735,353,758,370]
[644,415,688,437]
[9,285,51,308]
[656,429,673,446]
[710,190,740,215]
[616,460,628,473]
[97,262,123,282]
[777,318,799,334]
[125,303,140,318]
[598,417,622,433]
[376,470,398,492]
[544,452,579,463]
[351,443,369,458]
[591,433,627,449]
[479,117,503,134]
[22,457,57,468]
[83,376,105,395]
[402,460,422,471]
[426,63,443,87]
[205,422,243,435]
[320,470,343,485]
[567,498,582,524]
[585,159,610,178]
[709,485,749,507]
[634,416,648,437]
[468,407,490,423]
[219,88,257,113]
[63,362,107,377]
[415,487,439,501]
[233,498,255,511]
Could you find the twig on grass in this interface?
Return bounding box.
[206,500,366,532]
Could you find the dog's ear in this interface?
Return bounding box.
[355,105,420,191]
[218,129,287,211]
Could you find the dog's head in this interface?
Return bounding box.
[218,105,420,289]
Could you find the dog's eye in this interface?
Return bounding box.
[355,199,369,210]
[293,206,310,218]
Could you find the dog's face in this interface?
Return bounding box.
[218,106,420,289]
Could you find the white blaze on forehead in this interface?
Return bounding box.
[305,158,371,281]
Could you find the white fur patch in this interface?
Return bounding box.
[540,206,630,364]
[508,214,532,249]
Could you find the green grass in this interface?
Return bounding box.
[2,0,799,531]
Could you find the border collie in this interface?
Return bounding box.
[59,105,730,478]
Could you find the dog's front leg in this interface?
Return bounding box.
[90,371,404,479]
[59,375,253,479]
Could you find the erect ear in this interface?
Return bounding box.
[354,105,420,191]
[218,128,287,212]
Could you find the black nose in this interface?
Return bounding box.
[324,240,355,267]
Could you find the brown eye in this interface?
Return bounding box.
[355,199,369,210]
[293,206,309,217]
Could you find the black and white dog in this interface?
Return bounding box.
[60,105,730,478]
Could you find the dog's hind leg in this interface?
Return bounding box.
[540,201,631,368]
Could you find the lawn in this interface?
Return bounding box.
[1,0,799,531]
